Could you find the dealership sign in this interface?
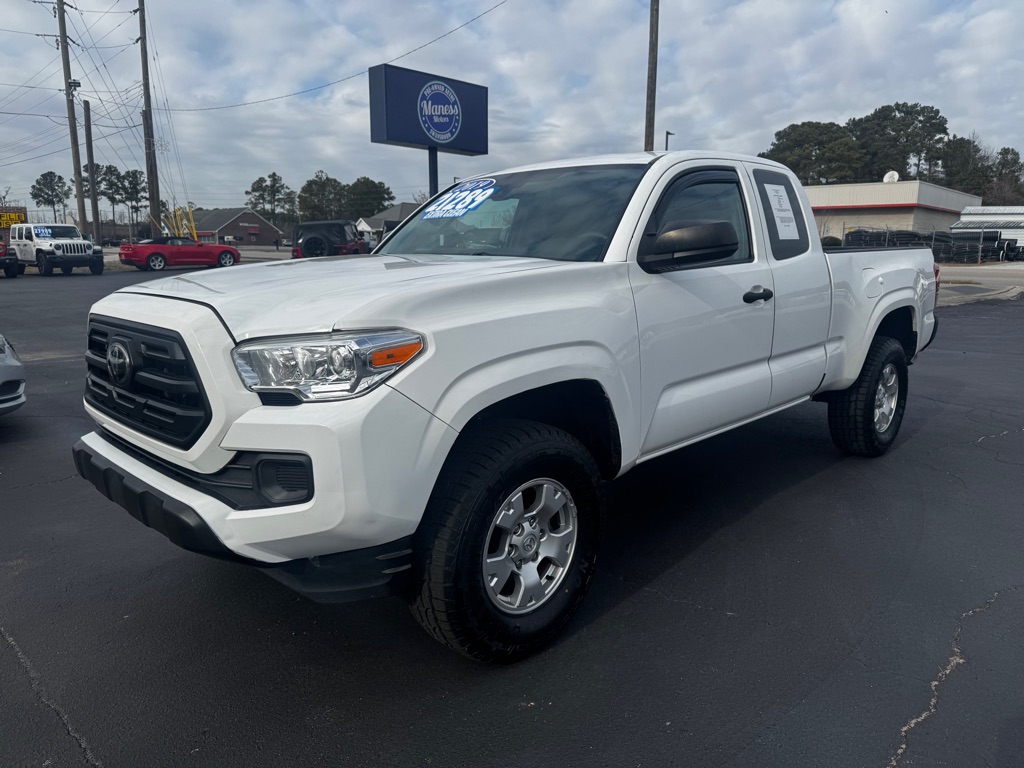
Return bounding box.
[369,64,487,156]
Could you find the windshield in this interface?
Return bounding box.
[34,225,81,239]
[378,164,649,262]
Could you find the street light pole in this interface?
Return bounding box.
[665,130,674,151]
[643,0,660,151]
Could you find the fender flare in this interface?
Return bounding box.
[416,342,641,469]
[821,288,919,391]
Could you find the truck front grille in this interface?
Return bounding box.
[57,242,91,256]
[84,317,210,449]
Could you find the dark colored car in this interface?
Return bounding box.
[119,237,241,271]
[1,241,17,279]
[291,220,368,259]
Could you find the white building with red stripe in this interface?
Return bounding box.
[804,180,980,239]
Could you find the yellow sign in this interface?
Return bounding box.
[0,211,26,228]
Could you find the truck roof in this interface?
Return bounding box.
[463,150,791,180]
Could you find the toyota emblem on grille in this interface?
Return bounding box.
[106,340,132,386]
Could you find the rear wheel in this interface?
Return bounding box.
[828,336,908,457]
[217,250,235,267]
[3,265,17,279]
[303,236,327,258]
[146,253,166,271]
[411,419,603,661]
[37,254,52,276]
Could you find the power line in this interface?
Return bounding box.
[158,0,510,112]
[0,109,67,117]
[67,6,146,172]
[0,81,138,92]
[0,123,139,168]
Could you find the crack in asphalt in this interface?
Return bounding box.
[887,587,1021,768]
[0,624,102,766]
[3,475,79,492]
[918,461,969,491]
[973,428,1024,444]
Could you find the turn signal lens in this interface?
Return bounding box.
[371,341,423,368]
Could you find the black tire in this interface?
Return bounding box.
[147,253,166,271]
[828,336,908,457]
[17,263,25,275]
[90,261,104,275]
[3,265,17,279]
[61,265,74,275]
[37,254,52,276]
[303,236,327,258]
[217,250,235,267]
[411,419,603,661]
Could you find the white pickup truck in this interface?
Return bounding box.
[73,151,938,660]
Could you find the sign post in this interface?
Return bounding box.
[369,64,488,197]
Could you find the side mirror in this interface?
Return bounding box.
[638,220,739,273]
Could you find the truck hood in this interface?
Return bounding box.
[119,253,566,340]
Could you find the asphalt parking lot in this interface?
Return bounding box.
[1,267,1023,767]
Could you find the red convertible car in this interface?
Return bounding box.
[119,238,241,271]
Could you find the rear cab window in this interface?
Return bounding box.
[751,168,810,260]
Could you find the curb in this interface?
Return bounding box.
[938,285,1024,307]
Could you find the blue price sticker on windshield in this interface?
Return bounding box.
[422,178,497,220]
[34,227,52,238]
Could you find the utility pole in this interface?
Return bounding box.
[643,0,659,152]
[83,100,102,243]
[137,0,161,233]
[56,0,87,228]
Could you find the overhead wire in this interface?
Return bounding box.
[157,0,510,112]
[66,4,146,171]
[145,13,188,211]
[0,123,139,168]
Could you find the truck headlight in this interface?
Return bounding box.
[232,330,424,401]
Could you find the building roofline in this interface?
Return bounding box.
[810,202,964,215]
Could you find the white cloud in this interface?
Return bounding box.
[0,0,1021,212]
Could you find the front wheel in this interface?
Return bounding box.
[828,336,909,457]
[90,261,104,275]
[411,419,603,661]
[217,250,235,267]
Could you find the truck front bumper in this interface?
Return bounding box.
[73,431,419,602]
[41,249,101,267]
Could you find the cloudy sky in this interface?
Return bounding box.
[0,0,1020,214]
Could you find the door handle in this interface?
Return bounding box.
[743,287,774,303]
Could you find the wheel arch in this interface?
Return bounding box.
[459,379,623,480]
[874,305,917,360]
[400,341,638,481]
[819,290,921,392]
